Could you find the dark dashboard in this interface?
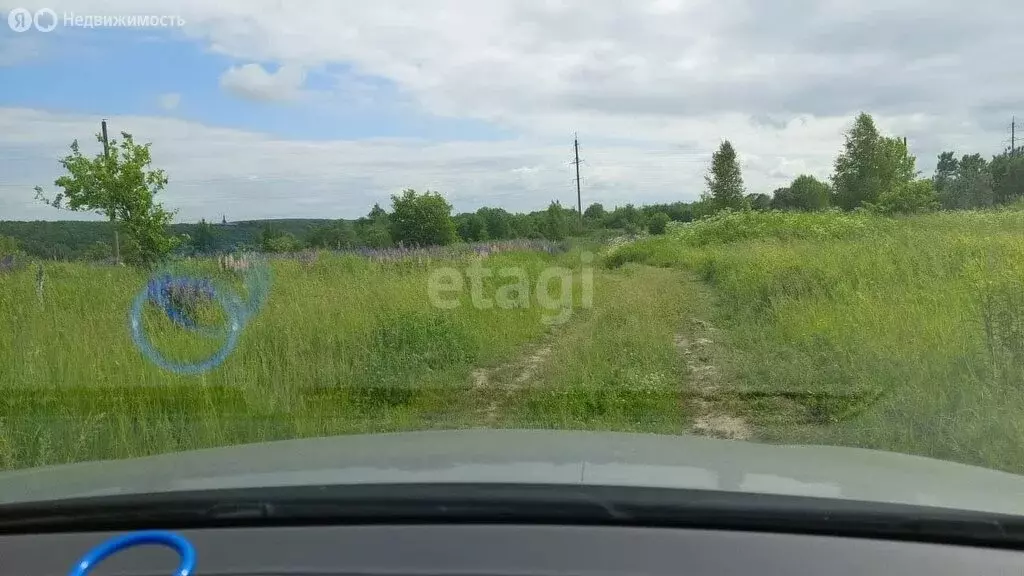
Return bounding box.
[3,484,1024,576]
[4,523,1024,576]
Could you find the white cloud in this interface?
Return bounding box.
[1,0,1022,220]
[158,93,181,111]
[219,63,306,102]
[4,107,991,222]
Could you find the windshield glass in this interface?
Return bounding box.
[2,0,1024,507]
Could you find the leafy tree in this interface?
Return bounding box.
[368,203,388,221]
[584,203,606,220]
[785,175,831,211]
[644,202,693,222]
[867,179,938,215]
[263,233,300,253]
[745,193,772,211]
[259,224,299,252]
[770,187,793,210]
[605,204,646,231]
[478,207,513,240]
[940,153,994,209]
[190,219,219,254]
[933,151,959,199]
[989,152,1024,205]
[831,114,914,210]
[34,130,179,266]
[361,221,393,248]
[457,213,489,242]
[877,136,917,189]
[307,220,358,249]
[705,140,745,211]
[82,241,112,261]
[691,197,717,220]
[541,201,572,240]
[647,212,670,235]
[832,113,881,209]
[389,189,458,247]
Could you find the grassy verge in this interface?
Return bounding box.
[608,209,1024,473]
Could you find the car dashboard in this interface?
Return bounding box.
[4,523,1023,576]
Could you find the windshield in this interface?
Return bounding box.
[2,1,1024,508]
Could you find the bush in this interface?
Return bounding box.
[390,189,458,247]
[648,212,670,235]
[867,179,939,215]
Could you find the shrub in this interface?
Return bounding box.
[648,212,670,235]
[867,179,939,215]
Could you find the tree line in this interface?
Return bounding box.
[703,112,1024,215]
[5,112,1023,264]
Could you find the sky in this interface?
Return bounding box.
[0,0,1022,222]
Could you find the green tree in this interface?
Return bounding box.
[307,220,358,249]
[745,193,772,211]
[867,178,938,215]
[82,241,112,261]
[361,221,393,248]
[190,219,219,254]
[770,187,793,210]
[259,224,300,253]
[34,130,179,266]
[705,140,745,211]
[583,203,606,220]
[264,233,300,253]
[832,113,881,209]
[541,201,571,240]
[368,203,388,221]
[605,204,646,231]
[478,207,513,240]
[457,213,489,242]
[786,174,831,211]
[647,212,670,235]
[389,189,458,247]
[941,153,994,209]
[933,151,959,200]
[831,114,914,210]
[989,152,1024,205]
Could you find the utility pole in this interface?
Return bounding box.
[1012,117,1016,156]
[101,119,120,265]
[573,133,583,223]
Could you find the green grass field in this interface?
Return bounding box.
[609,208,1024,473]
[4,208,1024,475]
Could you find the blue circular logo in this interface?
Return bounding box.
[129,255,271,375]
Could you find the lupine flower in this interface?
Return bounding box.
[0,254,16,273]
[148,274,216,328]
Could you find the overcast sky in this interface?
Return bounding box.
[1,0,1022,222]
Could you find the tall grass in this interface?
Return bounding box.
[0,247,593,468]
[609,209,1024,473]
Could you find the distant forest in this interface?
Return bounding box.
[0,201,694,261]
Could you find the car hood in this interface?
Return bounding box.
[2,429,1024,515]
